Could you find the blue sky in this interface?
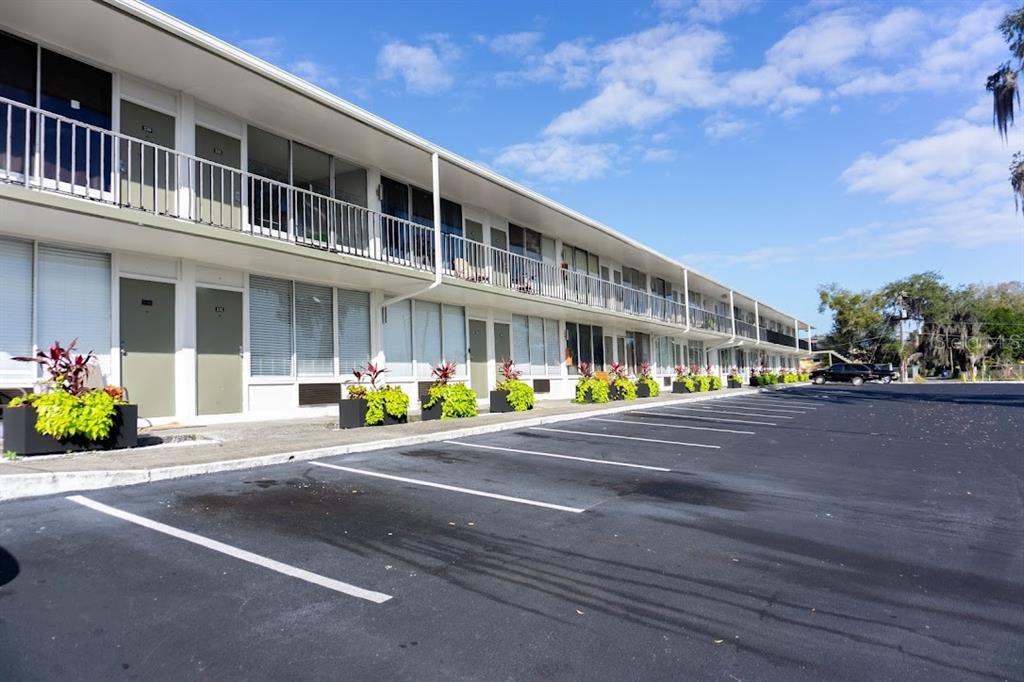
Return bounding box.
[153,0,1024,330]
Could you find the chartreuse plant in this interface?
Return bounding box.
[497,359,534,411]
[612,376,637,400]
[636,361,660,397]
[426,383,478,419]
[364,386,409,426]
[574,362,610,403]
[10,340,127,442]
[709,375,722,390]
[696,375,712,392]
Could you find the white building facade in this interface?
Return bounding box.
[0,1,811,422]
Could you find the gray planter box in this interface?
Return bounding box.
[338,399,368,429]
[672,381,692,394]
[636,382,651,398]
[3,403,138,456]
[420,398,443,421]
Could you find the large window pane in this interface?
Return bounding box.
[383,299,412,376]
[337,288,370,374]
[0,31,37,177]
[0,237,34,381]
[295,282,333,376]
[512,314,530,369]
[544,319,560,375]
[578,324,592,365]
[414,301,441,378]
[249,276,293,376]
[592,326,604,369]
[529,316,544,376]
[442,304,466,367]
[566,322,579,374]
[37,245,110,372]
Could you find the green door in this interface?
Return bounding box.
[468,319,488,398]
[196,287,243,415]
[120,278,176,417]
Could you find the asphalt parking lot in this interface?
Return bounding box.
[1,384,1022,681]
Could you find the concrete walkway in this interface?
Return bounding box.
[0,386,790,501]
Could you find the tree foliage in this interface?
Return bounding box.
[988,5,1024,209]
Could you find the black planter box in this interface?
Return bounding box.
[728,379,743,389]
[490,389,515,413]
[420,398,443,421]
[609,384,628,401]
[381,412,408,426]
[636,382,651,398]
[338,398,368,429]
[4,403,138,456]
[577,386,595,403]
[672,381,692,394]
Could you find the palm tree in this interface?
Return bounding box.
[988,6,1024,209]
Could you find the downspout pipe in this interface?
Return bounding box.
[381,152,443,309]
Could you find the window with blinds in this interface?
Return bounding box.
[414,301,441,378]
[442,305,466,366]
[37,245,110,369]
[383,299,412,376]
[512,314,530,368]
[249,275,293,376]
[528,316,545,376]
[295,282,333,376]
[544,319,560,375]
[337,288,369,374]
[0,237,34,383]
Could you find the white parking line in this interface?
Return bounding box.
[310,461,585,513]
[673,405,795,419]
[642,408,777,426]
[738,398,818,408]
[712,401,809,414]
[593,417,755,436]
[444,440,671,472]
[529,427,720,449]
[67,495,392,603]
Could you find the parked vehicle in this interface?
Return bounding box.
[810,363,876,386]
[869,363,899,383]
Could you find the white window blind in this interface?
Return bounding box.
[249,275,293,376]
[511,314,530,368]
[37,245,110,372]
[544,319,560,375]
[441,305,466,367]
[295,282,333,376]
[528,316,544,376]
[413,301,441,378]
[0,237,34,382]
[337,288,369,374]
[383,299,412,376]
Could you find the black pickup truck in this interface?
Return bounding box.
[810,363,878,386]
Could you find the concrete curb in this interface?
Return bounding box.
[0,386,793,502]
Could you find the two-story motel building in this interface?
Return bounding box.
[0,0,811,422]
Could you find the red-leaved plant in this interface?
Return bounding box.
[499,358,522,382]
[638,361,653,379]
[354,362,389,390]
[431,361,457,386]
[578,361,594,379]
[14,339,95,396]
[673,364,689,377]
[608,362,627,380]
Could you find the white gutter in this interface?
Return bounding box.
[381,153,443,309]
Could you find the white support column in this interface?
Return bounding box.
[177,93,196,220]
[366,167,382,260]
[729,290,736,339]
[754,301,761,344]
[175,259,197,418]
[682,269,690,333]
[793,317,799,351]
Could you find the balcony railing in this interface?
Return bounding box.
[689,307,732,333]
[760,327,797,347]
[734,319,758,340]
[0,96,698,329]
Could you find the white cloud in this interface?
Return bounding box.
[488,32,544,57]
[377,35,460,94]
[495,38,595,88]
[287,60,339,90]
[493,137,618,182]
[238,36,284,62]
[654,0,760,23]
[642,147,677,162]
[702,113,753,139]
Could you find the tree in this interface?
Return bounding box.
[816,283,892,361]
[987,5,1024,209]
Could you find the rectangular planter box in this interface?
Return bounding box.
[577,387,596,403]
[636,382,651,398]
[672,381,692,394]
[381,412,407,426]
[728,379,743,389]
[420,398,443,421]
[338,398,368,429]
[489,389,514,413]
[4,403,138,456]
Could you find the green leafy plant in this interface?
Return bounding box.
[696,375,711,392]
[575,377,610,403]
[633,361,660,397]
[365,385,409,425]
[611,376,637,400]
[798,372,811,381]
[496,359,534,411]
[426,382,478,419]
[3,450,16,462]
[676,375,696,391]
[709,375,722,390]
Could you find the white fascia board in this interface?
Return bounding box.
[104,0,805,323]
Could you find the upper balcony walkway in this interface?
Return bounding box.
[0,96,805,348]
